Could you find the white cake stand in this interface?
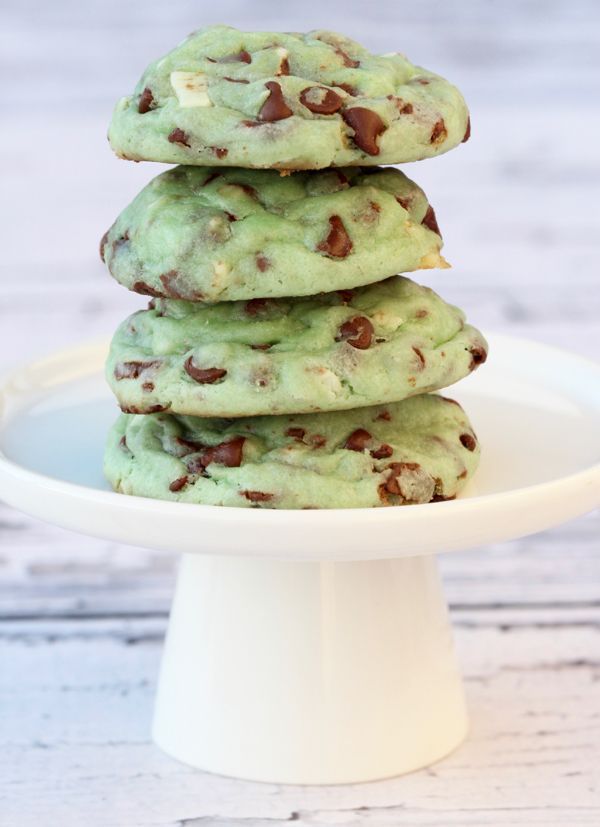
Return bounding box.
[1,333,599,784]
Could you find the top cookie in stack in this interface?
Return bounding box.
[102,26,486,509]
[108,26,470,169]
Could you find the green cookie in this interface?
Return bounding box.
[104,393,480,509]
[108,26,470,169]
[106,276,488,418]
[101,165,448,302]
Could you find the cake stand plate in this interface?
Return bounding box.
[1,333,599,784]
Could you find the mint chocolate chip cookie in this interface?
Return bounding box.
[104,393,480,509]
[101,165,448,302]
[108,25,470,169]
[106,276,488,418]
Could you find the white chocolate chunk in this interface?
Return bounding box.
[212,260,231,281]
[170,71,212,108]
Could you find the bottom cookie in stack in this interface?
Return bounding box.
[104,394,480,510]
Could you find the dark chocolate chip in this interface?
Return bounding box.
[342,108,385,156]
[114,360,160,380]
[256,256,270,272]
[241,120,264,127]
[430,119,448,144]
[337,289,353,303]
[371,444,393,459]
[211,146,228,158]
[119,435,129,453]
[224,76,250,84]
[258,81,293,121]
[336,316,374,349]
[316,215,353,258]
[278,57,290,76]
[201,436,245,468]
[421,204,441,237]
[132,281,164,297]
[412,347,426,371]
[138,87,155,114]
[207,50,251,64]
[168,128,191,147]
[241,490,274,502]
[184,357,227,384]
[159,271,184,298]
[99,230,109,262]
[400,103,413,114]
[141,382,154,392]
[460,433,477,452]
[336,82,359,96]
[462,117,471,143]
[299,86,343,115]
[203,172,222,186]
[244,298,268,315]
[343,429,371,452]
[431,493,456,502]
[377,410,391,421]
[335,49,360,68]
[285,427,306,442]
[169,476,188,492]
[469,345,488,371]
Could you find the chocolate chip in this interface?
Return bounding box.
[412,347,426,371]
[440,396,463,409]
[224,76,250,84]
[381,462,435,503]
[462,116,471,143]
[186,455,208,476]
[159,271,184,298]
[241,120,264,127]
[278,57,290,76]
[244,298,268,315]
[460,433,477,452]
[111,230,129,259]
[119,435,129,453]
[335,49,359,68]
[184,357,227,384]
[371,444,393,459]
[299,86,343,115]
[336,82,359,96]
[310,435,327,449]
[259,81,293,121]
[421,204,441,237]
[377,410,391,421]
[431,493,456,502]
[317,215,353,258]
[169,476,188,492]
[469,345,488,371]
[175,436,206,455]
[132,281,164,297]
[241,490,273,502]
[337,289,353,303]
[336,316,374,349]
[207,50,251,64]
[335,170,349,186]
[201,436,245,468]
[203,172,222,186]
[400,103,413,114]
[141,382,154,392]
[285,427,306,442]
[256,256,271,272]
[342,108,385,156]
[114,360,161,380]
[99,230,109,261]
[430,119,448,144]
[343,429,372,452]
[168,128,191,147]
[138,87,155,114]
[211,146,228,158]
[251,344,271,350]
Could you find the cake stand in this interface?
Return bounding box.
[1,332,599,785]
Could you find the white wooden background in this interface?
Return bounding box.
[1,1,600,825]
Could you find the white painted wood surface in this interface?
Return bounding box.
[1,1,599,824]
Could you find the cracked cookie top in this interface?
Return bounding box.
[108,25,470,169]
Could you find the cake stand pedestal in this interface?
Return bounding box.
[1,333,599,784]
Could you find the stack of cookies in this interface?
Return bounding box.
[102,26,487,510]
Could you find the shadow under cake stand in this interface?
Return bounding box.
[1,332,599,785]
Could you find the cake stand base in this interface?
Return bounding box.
[153,553,468,784]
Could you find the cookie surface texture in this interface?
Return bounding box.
[106,276,488,418]
[108,26,470,169]
[104,394,480,509]
[102,165,448,302]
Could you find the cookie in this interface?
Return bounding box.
[104,393,480,509]
[106,276,488,418]
[107,25,470,170]
[101,165,448,302]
